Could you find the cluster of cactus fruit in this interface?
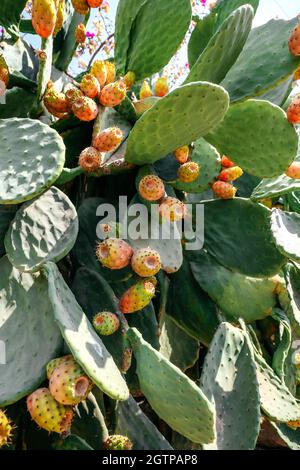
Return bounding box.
[3,0,300,451]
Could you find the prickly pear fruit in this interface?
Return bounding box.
[287,420,300,430]
[173,146,189,164]
[32,0,57,38]
[87,0,103,7]
[138,175,165,201]
[49,360,92,405]
[91,60,107,87]
[46,355,73,380]
[0,410,13,447]
[80,73,100,99]
[93,127,123,152]
[93,311,120,335]
[121,348,132,373]
[65,86,84,105]
[104,435,133,450]
[105,62,116,84]
[131,248,161,277]
[27,388,74,434]
[178,161,200,183]
[53,0,65,37]
[159,197,187,221]
[212,181,237,199]
[0,56,9,88]
[289,23,300,56]
[79,147,103,173]
[71,0,89,15]
[285,162,300,179]
[96,238,133,270]
[120,279,156,314]
[294,66,300,81]
[218,166,243,182]
[98,221,121,239]
[72,96,98,121]
[75,23,86,43]
[221,155,235,168]
[99,81,127,107]
[122,71,136,90]
[155,77,169,97]
[140,80,153,100]
[259,198,273,209]
[44,81,70,115]
[287,95,300,124]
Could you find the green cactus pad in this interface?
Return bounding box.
[0,205,17,256]
[116,396,173,450]
[0,118,65,204]
[233,172,261,198]
[270,209,300,262]
[251,175,300,201]
[170,138,221,193]
[201,198,286,277]
[271,309,291,383]
[200,323,260,450]
[126,0,191,80]
[186,5,254,85]
[0,88,36,119]
[206,100,297,178]
[287,192,300,213]
[125,82,229,165]
[44,262,129,401]
[127,327,216,444]
[0,256,62,406]
[5,187,78,272]
[53,435,93,451]
[258,75,293,107]
[221,18,300,102]
[270,422,300,450]
[283,263,300,329]
[0,0,27,38]
[190,251,277,323]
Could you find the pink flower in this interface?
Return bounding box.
[201,0,207,5]
[86,31,95,38]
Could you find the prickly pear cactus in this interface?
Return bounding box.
[1,0,300,452]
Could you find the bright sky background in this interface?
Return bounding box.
[253,0,300,26]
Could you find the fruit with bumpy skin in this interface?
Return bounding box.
[27,388,74,434]
[99,81,127,107]
[120,279,156,314]
[79,147,103,173]
[289,23,300,56]
[98,221,121,239]
[285,161,300,179]
[178,161,200,183]
[44,81,70,114]
[259,198,273,209]
[93,311,120,336]
[155,77,169,97]
[49,360,92,405]
[87,0,103,7]
[104,435,133,450]
[96,238,133,270]
[138,175,165,201]
[105,62,116,84]
[121,348,133,373]
[65,86,84,105]
[80,73,100,99]
[140,80,153,100]
[91,60,107,87]
[287,95,300,124]
[212,181,237,199]
[0,57,9,87]
[159,197,187,222]
[75,23,86,44]
[0,410,13,447]
[173,146,189,164]
[221,155,235,168]
[72,96,98,121]
[46,355,73,380]
[218,166,243,182]
[287,419,300,430]
[93,127,123,152]
[32,0,57,38]
[54,0,65,37]
[131,248,161,277]
[71,0,89,15]
[122,71,136,90]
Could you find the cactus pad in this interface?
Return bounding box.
[0,205,17,256]
[251,175,300,201]
[270,209,300,262]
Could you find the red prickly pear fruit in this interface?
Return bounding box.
[119,279,156,314]
[46,355,73,380]
[93,127,123,152]
[159,197,187,222]
[99,81,127,107]
[155,77,169,97]
[65,86,84,105]
[79,147,103,173]
[104,435,133,450]
[289,23,300,56]
[53,0,65,37]
[87,0,103,7]
[80,73,100,99]
[27,388,74,434]
[140,80,153,100]
[96,238,133,270]
[221,155,235,168]
[173,146,189,164]
[93,311,120,336]
[212,181,237,199]
[71,0,89,15]
[44,81,70,114]
[72,96,98,121]
[49,360,92,405]
[75,23,86,44]
[32,0,57,38]
[104,62,116,84]
[138,175,165,201]
[218,166,243,182]
[131,248,161,277]
[285,162,300,179]
[0,410,13,447]
[90,60,107,87]
[122,71,136,90]
[178,161,200,183]
[287,95,300,124]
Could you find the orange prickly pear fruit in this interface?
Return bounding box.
[99,81,127,107]
[178,162,200,183]
[287,94,300,124]
[49,358,92,405]
[285,162,300,179]
[87,0,103,6]
[259,198,273,209]
[32,0,57,38]
[65,86,84,105]
[120,279,156,314]
[91,60,107,87]
[72,96,98,121]
[71,0,89,15]
[294,66,300,81]
[289,23,300,56]
[122,71,136,90]
[104,62,116,84]
[46,355,73,380]
[104,435,133,450]
[93,311,120,336]
[53,0,65,37]
[96,238,133,270]
[218,166,243,182]
[173,146,189,164]
[159,197,187,222]
[221,155,235,168]
[212,181,237,199]
[79,147,103,173]
[155,77,169,97]
[44,81,70,115]
[80,73,100,99]
[131,248,161,277]
[140,80,153,100]
[93,127,123,152]
[138,175,165,202]
[75,23,86,44]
